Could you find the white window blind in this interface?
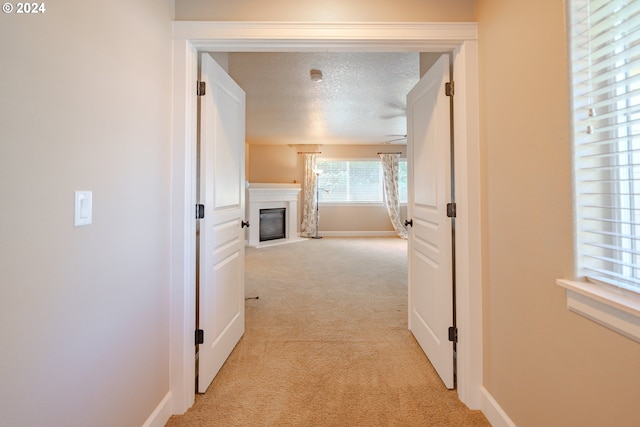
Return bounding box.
[317,159,407,204]
[570,0,640,293]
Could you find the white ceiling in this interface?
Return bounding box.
[227,52,420,145]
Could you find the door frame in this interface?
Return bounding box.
[170,21,481,415]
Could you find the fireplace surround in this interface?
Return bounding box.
[246,183,304,247]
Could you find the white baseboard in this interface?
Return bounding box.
[142,391,173,427]
[481,387,517,427]
[318,231,399,237]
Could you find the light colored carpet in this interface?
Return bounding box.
[166,237,489,427]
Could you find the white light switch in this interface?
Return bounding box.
[74,191,92,226]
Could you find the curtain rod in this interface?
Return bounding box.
[297,151,322,154]
[377,152,402,154]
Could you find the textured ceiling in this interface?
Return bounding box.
[227,52,420,145]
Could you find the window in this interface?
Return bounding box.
[317,159,407,204]
[569,0,640,294]
[559,0,640,342]
[398,160,408,203]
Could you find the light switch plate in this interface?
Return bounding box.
[74,191,92,226]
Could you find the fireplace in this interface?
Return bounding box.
[259,208,286,242]
[246,183,304,248]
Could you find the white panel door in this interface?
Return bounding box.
[406,55,455,389]
[198,53,246,393]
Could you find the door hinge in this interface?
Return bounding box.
[445,81,454,97]
[197,81,206,96]
[448,326,458,343]
[195,329,204,345]
[196,204,205,219]
[447,202,456,218]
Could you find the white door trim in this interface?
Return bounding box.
[169,21,482,415]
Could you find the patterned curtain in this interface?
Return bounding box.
[299,153,318,237]
[379,153,408,239]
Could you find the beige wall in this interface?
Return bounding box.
[175,0,475,22]
[247,144,302,184]
[477,1,640,426]
[247,144,406,233]
[0,1,174,425]
[319,205,397,233]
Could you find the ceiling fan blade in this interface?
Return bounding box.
[379,113,406,120]
[381,136,407,144]
[385,101,407,111]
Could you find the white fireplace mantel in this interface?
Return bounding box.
[247,183,304,248]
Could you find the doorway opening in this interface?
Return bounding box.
[196,48,454,392]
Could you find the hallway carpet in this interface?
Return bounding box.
[165,237,489,427]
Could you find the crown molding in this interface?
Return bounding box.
[173,21,478,51]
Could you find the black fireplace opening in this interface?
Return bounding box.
[259,208,286,242]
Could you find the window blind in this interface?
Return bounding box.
[570,0,640,292]
[317,160,384,203]
[398,160,408,204]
